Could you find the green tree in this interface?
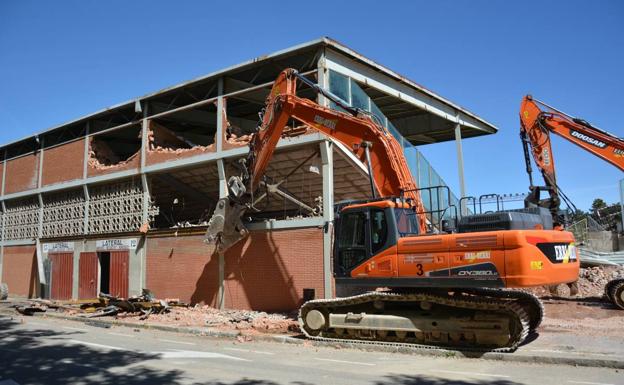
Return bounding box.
[591,198,607,215]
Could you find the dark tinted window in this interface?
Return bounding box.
[370,209,388,254]
[337,211,367,270]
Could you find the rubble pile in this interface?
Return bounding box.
[118,305,298,334]
[10,289,298,335]
[529,265,624,298]
[148,122,216,154]
[577,266,624,297]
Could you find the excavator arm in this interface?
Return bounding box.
[206,69,426,252]
[519,95,624,221]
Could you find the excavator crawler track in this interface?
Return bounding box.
[460,288,544,331]
[298,290,531,352]
[606,279,624,310]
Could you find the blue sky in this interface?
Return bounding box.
[0,0,622,211]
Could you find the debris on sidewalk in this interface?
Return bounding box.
[5,288,298,335]
[77,289,187,319]
[528,265,624,298]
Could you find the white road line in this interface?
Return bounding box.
[568,381,614,385]
[158,338,196,346]
[314,358,375,366]
[62,326,88,332]
[223,347,275,355]
[0,337,16,342]
[108,332,135,338]
[68,339,127,351]
[528,349,612,356]
[251,350,275,355]
[430,369,510,378]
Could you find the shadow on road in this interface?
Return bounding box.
[0,316,523,385]
[192,375,520,385]
[0,316,185,385]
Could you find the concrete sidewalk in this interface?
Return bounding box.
[1,305,622,369]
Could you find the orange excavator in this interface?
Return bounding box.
[520,95,624,309]
[206,69,579,351]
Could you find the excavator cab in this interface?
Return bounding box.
[334,200,419,278]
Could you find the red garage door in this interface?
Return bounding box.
[49,252,73,300]
[78,252,98,299]
[110,251,129,298]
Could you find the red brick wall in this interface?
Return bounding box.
[42,139,85,186]
[146,235,219,306]
[224,227,324,312]
[4,153,39,194]
[1,245,37,298]
[0,161,4,191]
[145,227,325,312]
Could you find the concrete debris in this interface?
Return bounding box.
[78,290,187,319]
[148,121,215,154]
[115,305,298,334]
[529,265,624,298]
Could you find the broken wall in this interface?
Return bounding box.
[87,131,141,177]
[146,121,216,165]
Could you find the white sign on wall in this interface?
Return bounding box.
[42,241,75,254]
[95,238,138,251]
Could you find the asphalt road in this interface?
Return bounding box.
[0,315,621,385]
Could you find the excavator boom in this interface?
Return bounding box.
[206,69,426,252]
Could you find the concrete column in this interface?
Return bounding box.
[216,159,226,309]
[72,241,85,299]
[317,49,329,107]
[454,115,467,215]
[0,151,6,279]
[0,201,5,280]
[139,104,150,293]
[216,78,224,153]
[83,123,90,236]
[320,140,334,299]
[83,122,90,180]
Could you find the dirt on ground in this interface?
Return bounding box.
[112,305,299,335]
[528,265,624,337]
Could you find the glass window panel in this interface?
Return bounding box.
[351,80,370,111]
[329,70,350,104]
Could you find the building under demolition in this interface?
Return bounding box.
[0,38,498,311]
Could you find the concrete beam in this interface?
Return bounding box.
[320,140,334,299]
[246,216,324,231]
[217,158,226,310]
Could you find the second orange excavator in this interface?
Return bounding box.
[520,95,624,309]
[206,69,579,351]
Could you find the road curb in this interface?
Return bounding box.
[2,308,622,369]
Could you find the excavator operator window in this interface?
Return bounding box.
[370,209,388,254]
[394,208,420,236]
[336,211,368,270]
